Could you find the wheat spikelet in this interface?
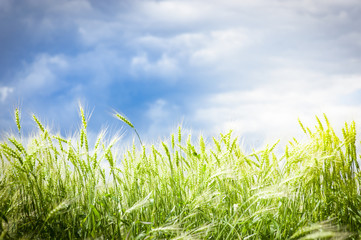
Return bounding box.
[79,106,87,129]
[162,142,171,161]
[171,134,175,150]
[315,115,324,131]
[105,148,114,168]
[33,114,45,132]
[114,111,143,145]
[114,112,134,128]
[81,129,85,149]
[125,192,153,214]
[46,200,70,221]
[199,135,205,156]
[1,143,23,164]
[298,118,307,134]
[213,137,221,153]
[8,138,25,154]
[14,108,21,134]
[178,126,182,143]
[175,150,180,166]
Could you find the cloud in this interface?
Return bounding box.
[145,99,182,140]
[0,87,13,102]
[15,54,68,96]
[1,0,361,147]
[135,0,213,26]
[131,53,180,80]
[190,70,361,146]
[188,28,255,66]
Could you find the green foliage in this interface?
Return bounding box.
[0,110,360,239]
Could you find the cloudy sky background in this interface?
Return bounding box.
[1,0,361,149]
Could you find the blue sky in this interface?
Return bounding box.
[1,0,361,147]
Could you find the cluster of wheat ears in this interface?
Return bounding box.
[0,107,360,239]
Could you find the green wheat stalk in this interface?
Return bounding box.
[114,111,143,146]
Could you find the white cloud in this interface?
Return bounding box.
[147,99,170,120]
[70,46,126,85]
[131,53,180,79]
[131,27,260,85]
[16,54,68,96]
[189,28,256,66]
[69,0,361,80]
[191,71,361,146]
[0,87,13,102]
[77,20,124,46]
[145,99,181,140]
[137,1,208,24]
[15,0,94,38]
[13,46,125,98]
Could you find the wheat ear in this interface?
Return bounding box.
[114,112,143,146]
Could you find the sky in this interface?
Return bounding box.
[1,0,361,149]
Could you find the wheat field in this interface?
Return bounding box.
[0,107,360,239]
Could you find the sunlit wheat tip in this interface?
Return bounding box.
[115,113,134,128]
[14,108,21,133]
[33,114,45,132]
[114,111,143,145]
